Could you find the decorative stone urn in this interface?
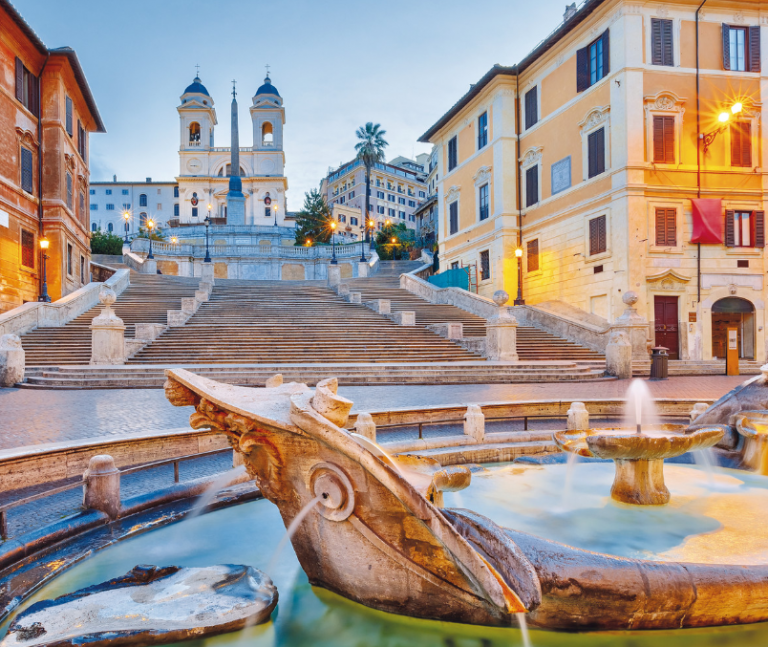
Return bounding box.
[611,291,651,361]
[486,290,519,361]
[90,285,126,365]
[553,425,724,505]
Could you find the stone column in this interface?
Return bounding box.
[201,263,215,286]
[83,454,121,519]
[567,402,590,430]
[358,262,370,278]
[141,258,157,275]
[0,334,25,387]
[327,264,341,288]
[90,285,126,365]
[611,292,650,361]
[486,290,519,362]
[353,412,377,441]
[464,405,485,442]
[605,329,632,379]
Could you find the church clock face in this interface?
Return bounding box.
[187,158,202,173]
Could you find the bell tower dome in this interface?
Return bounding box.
[177,74,217,151]
[250,74,284,152]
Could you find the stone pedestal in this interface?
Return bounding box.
[135,323,166,340]
[486,291,519,362]
[124,338,148,358]
[90,286,126,365]
[337,283,350,298]
[366,299,390,315]
[0,334,24,387]
[393,311,415,326]
[605,329,632,379]
[168,310,190,327]
[464,405,485,442]
[199,281,213,295]
[195,289,209,302]
[327,264,341,288]
[83,454,121,519]
[427,322,463,340]
[142,259,157,275]
[348,292,362,304]
[567,402,589,430]
[611,292,650,361]
[181,297,199,314]
[358,262,370,278]
[353,412,377,442]
[201,263,215,286]
[227,193,246,226]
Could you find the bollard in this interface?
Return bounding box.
[83,455,121,519]
[353,412,377,442]
[464,405,485,443]
[690,402,709,424]
[567,402,590,430]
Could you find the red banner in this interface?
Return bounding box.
[691,199,723,244]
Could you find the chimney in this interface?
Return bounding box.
[146,177,152,183]
[113,174,117,182]
[563,3,577,21]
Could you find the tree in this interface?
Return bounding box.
[374,221,414,260]
[136,226,166,241]
[354,122,388,245]
[294,188,332,245]
[90,230,125,255]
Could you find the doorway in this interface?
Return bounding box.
[654,296,679,359]
[712,297,755,359]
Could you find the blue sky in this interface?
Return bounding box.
[14,0,572,209]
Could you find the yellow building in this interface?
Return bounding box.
[420,0,768,363]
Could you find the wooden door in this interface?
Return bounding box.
[654,296,679,359]
[712,313,742,359]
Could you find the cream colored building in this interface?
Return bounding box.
[420,0,768,363]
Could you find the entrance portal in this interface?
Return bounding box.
[712,297,755,360]
[654,296,679,359]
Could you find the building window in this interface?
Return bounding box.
[477,112,488,149]
[189,122,201,144]
[377,206,385,214]
[20,147,33,194]
[89,189,95,195]
[80,256,85,284]
[174,204,179,216]
[723,25,761,72]
[65,96,73,136]
[478,184,489,220]
[479,250,490,281]
[122,203,131,210]
[349,191,355,199]
[418,190,426,198]
[388,208,395,217]
[409,215,415,222]
[139,194,147,207]
[388,194,395,202]
[91,222,97,232]
[339,215,347,223]
[14,57,39,114]
[527,239,539,272]
[106,189,112,195]
[107,223,113,232]
[157,203,162,210]
[588,127,606,178]
[731,121,752,167]
[589,215,607,255]
[525,87,538,129]
[448,136,458,171]
[106,203,114,210]
[525,166,538,207]
[67,243,73,275]
[398,211,405,219]
[139,212,148,226]
[655,208,677,246]
[577,30,610,92]
[122,189,129,195]
[77,120,86,159]
[377,191,384,199]
[451,261,459,270]
[79,190,85,219]
[653,116,675,164]
[90,204,98,210]
[408,200,416,207]
[651,19,674,66]
[449,201,459,235]
[351,217,358,226]
[173,186,179,197]
[66,172,73,209]
[21,229,34,269]
[725,210,765,248]
[398,197,405,205]
[339,196,345,204]
[192,207,198,217]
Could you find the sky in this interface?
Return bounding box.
[13,0,574,210]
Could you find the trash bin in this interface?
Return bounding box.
[649,346,669,381]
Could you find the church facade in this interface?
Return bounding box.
[175,73,290,227]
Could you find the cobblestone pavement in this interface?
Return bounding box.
[0,376,744,452]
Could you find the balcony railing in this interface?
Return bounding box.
[132,238,368,260]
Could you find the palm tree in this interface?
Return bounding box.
[354,122,388,256]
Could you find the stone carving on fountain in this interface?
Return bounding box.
[165,368,768,631]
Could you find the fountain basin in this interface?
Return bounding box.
[553,425,724,505]
[732,410,768,475]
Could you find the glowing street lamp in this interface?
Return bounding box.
[306,238,312,247]
[703,102,746,153]
[123,211,130,244]
[514,247,524,305]
[171,236,178,245]
[204,204,212,263]
[146,218,155,259]
[273,202,279,227]
[330,220,338,265]
[38,236,50,302]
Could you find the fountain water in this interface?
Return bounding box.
[516,613,532,647]
[186,465,247,519]
[265,496,322,589]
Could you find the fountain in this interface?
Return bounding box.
[554,379,724,505]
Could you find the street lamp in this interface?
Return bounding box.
[330,221,338,265]
[171,236,178,245]
[38,236,50,302]
[702,102,744,153]
[391,236,398,261]
[204,204,212,263]
[368,219,375,250]
[514,246,525,305]
[123,211,130,244]
[146,218,155,259]
[359,217,367,263]
[273,202,279,227]
[306,238,312,247]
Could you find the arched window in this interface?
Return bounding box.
[91,222,97,231]
[262,121,274,146]
[221,164,246,177]
[107,223,113,232]
[139,194,147,207]
[189,122,201,144]
[140,212,148,226]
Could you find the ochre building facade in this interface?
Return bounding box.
[421,0,768,362]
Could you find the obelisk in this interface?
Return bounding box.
[226,80,246,225]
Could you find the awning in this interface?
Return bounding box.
[691,199,723,244]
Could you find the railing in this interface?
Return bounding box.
[131,238,369,259]
[166,224,295,236]
[0,448,232,540]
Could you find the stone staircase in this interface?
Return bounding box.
[345,271,605,364]
[20,274,201,366]
[632,359,764,376]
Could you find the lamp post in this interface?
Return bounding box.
[701,102,744,154]
[204,205,212,263]
[514,246,524,305]
[368,219,375,250]
[171,236,178,245]
[146,218,155,259]
[359,218,367,263]
[38,236,50,302]
[391,236,398,261]
[273,202,279,227]
[123,211,130,244]
[330,221,338,265]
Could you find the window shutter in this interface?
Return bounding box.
[527,239,539,272]
[754,211,765,248]
[663,116,675,163]
[662,19,674,66]
[731,122,741,165]
[749,26,761,72]
[590,217,598,255]
[526,166,538,207]
[598,216,606,253]
[742,121,752,167]
[655,208,666,245]
[725,210,735,247]
[588,131,597,177]
[602,29,610,76]
[596,128,606,174]
[666,208,677,246]
[15,57,23,101]
[653,116,665,162]
[576,46,589,92]
[652,19,663,65]
[20,148,33,194]
[722,24,731,71]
